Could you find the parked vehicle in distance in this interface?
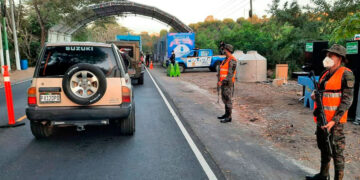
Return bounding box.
[109,40,145,85]
[175,49,226,73]
[354,34,360,40]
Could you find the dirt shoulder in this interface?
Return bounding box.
[151,65,360,180]
[0,68,35,86]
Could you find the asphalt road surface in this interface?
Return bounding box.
[0,73,215,180]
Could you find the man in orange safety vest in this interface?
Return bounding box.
[306,44,354,180]
[217,44,237,123]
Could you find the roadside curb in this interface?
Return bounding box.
[147,67,226,180]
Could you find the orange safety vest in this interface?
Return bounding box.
[314,67,351,124]
[219,56,237,83]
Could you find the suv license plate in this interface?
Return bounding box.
[40,93,61,103]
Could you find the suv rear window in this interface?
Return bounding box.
[37,46,120,77]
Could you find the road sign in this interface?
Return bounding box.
[347,42,358,54]
[306,43,313,52]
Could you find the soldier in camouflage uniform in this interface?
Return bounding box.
[217,44,237,123]
[306,44,354,180]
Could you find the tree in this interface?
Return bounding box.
[159,29,168,37]
[73,17,131,42]
[310,0,360,35]
[331,12,360,42]
[27,0,114,47]
[205,15,215,22]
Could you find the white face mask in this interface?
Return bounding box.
[323,57,334,69]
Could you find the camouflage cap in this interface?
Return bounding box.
[225,44,234,53]
[325,44,347,59]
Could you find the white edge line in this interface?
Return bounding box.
[146,68,217,180]
[0,78,32,89]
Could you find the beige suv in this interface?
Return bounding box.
[26,42,135,138]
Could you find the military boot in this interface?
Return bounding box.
[306,163,330,180]
[220,108,232,123]
[334,170,344,180]
[217,113,227,119]
[218,107,229,119]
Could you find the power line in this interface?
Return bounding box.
[212,0,244,18]
[222,0,251,19]
[216,0,245,16]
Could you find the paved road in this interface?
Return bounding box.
[0,73,214,180]
[151,67,315,180]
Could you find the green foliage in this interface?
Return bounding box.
[190,0,360,77]
[331,12,360,43]
[5,0,360,70]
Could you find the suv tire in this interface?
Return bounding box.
[112,102,135,136]
[30,121,54,139]
[62,63,107,105]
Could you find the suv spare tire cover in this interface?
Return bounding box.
[62,63,107,105]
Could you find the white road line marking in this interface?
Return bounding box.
[146,68,217,180]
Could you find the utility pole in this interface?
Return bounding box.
[249,0,253,18]
[9,0,20,70]
[0,18,4,74]
[0,0,10,71]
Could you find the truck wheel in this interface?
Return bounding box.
[138,74,144,85]
[30,121,54,139]
[112,103,135,136]
[179,64,185,73]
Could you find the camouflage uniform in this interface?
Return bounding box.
[316,68,354,176]
[221,59,237,118]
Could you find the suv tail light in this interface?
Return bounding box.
[28,87,37,105]
[122,86,131,103]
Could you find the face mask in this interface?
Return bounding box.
[323,57,334,69]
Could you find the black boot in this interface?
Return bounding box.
[220,108,232,123]
[217,114,227,119]
[220,117,232,123]
[305,163,330,180]
[218,107,229,119]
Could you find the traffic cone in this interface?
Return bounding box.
[175,62,181,77]
[167,64,171,76]
[150,61,153,70]
[0,66,25,128]
[169,64,175,77]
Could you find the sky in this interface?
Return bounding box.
[12,0,313,34]
[117,0,313,34]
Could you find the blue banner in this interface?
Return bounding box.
[167,33,195,58]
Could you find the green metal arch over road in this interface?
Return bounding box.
[48,0,193,42]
